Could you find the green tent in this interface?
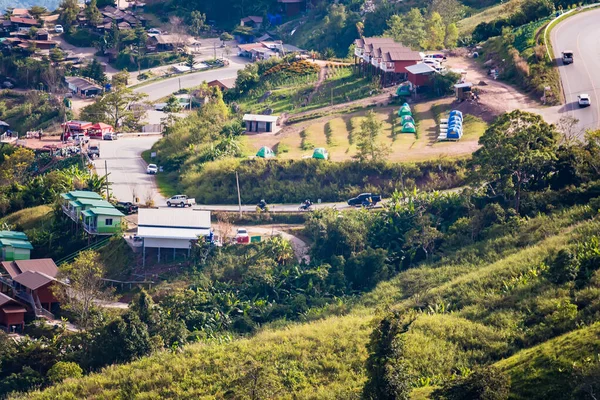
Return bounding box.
[312,148,329,160]
[398,104,412,117]
[396,85,411,96]
[256,146,275,158]
[401,115,414,124]
[402,122,416,133]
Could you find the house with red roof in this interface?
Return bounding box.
[0,293,26,333]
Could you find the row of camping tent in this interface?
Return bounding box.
[438,110,463,141]
[398,103,416,134]
[256,146,329,160]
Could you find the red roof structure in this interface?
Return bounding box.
[10,16,38,26]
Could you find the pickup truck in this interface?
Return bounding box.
[87,144,100,158]
[347,193,382,207]
[166,195,196,207]
[562,50,574,65]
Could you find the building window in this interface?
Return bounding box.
[105,218,113,226]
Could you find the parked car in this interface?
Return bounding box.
[54,24,64,33]
[115,201,138,214]
[87,145,100,158]
[562,50,574,64]
[70,134,89,145]
[166,195,196,207]
[578,94,591,107]
[103,132,118,140]
[236,228,250,244]
[147,28,161,34]
[347,193,382,207]
[424,53,446,61]
[147,164,158,174]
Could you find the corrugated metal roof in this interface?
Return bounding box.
[13,271,56,290]
[1,305,27,314]
[83,207,124,217]
[137,226,210,240]
[66,191,103,200]
[406,63,436,75]
[243,114,280,122]
[1,259,58,279]
[76,199,114,208]
[0,238,33,250]
[0,292,19,307]
[0,231,28,240]
[138,209,211,229]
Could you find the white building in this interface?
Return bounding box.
[136,208,211,265]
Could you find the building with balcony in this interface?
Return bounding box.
[82,207,124,235]
[353,37,423,87]
[61,190,105,221]
[0,258,61,322]
[0,231,32,261]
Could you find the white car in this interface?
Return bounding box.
[578,94,591,107]
[54,24,64,33]
[146,164,158,174]
[147,28,161,34]
[236,228,248,237]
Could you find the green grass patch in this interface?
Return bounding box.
[141,150,178,198]
[0,205,53,231]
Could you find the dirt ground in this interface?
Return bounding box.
[445,56,542,121]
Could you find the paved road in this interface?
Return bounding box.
[194,202,356,213]
[551,8,600,132]
[94,136,165,206]
[134,57,248,101]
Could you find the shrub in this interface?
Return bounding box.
[431,366,510,400]
[46,362,83,384]
[547,248,579,284]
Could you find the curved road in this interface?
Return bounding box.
[551,8,600,132]
[133,56,248,101]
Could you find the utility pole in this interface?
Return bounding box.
[213,42,216,60]
[178,78,181,91]
[331,87,333,106]
[104,160,110,200]
[235,171,242,217]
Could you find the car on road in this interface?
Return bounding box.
[87,144,100,158]
[54,24,64,33]
[146,164,158,174]
[103,132,118,140]
[562,50,574,64]
[347,193,382,207]
[424,53,446,61]
[578,94,591,107]
[166,195,196,207]
[115,201,138,215]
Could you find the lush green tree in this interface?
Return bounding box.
[424,12,446,50]
[58,0,80,30]
[445,23,459,48]
[547,248,579,284]
[363,312,411,400]
[220,32,233,45]
[85,0,102,26]
[469,110,558,213]
[54,250,113,330]
[355,110,388,162]
[384,9,426,50]
[0,147,35,186]
[28,6,47,20]
[431,367,510,400]
[49,47,65,63]
[163,95,183,113]
[188,10,207,36]
[429,0,465,25]
[344,247,389,291]
[82,58,108,84]
[46,361,83,384]
[185,53,195,70]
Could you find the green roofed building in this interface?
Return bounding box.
[256,146,275,158]
[60,191,124,236]
[0,231,32,261]
[81,208,124,235]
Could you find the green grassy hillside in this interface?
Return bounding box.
[0,205,53,231]
[20,204,600,399]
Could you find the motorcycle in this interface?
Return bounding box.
[298,203,312,211]
[256,201,269,212]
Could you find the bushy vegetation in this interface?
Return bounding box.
[0,91,69,134]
